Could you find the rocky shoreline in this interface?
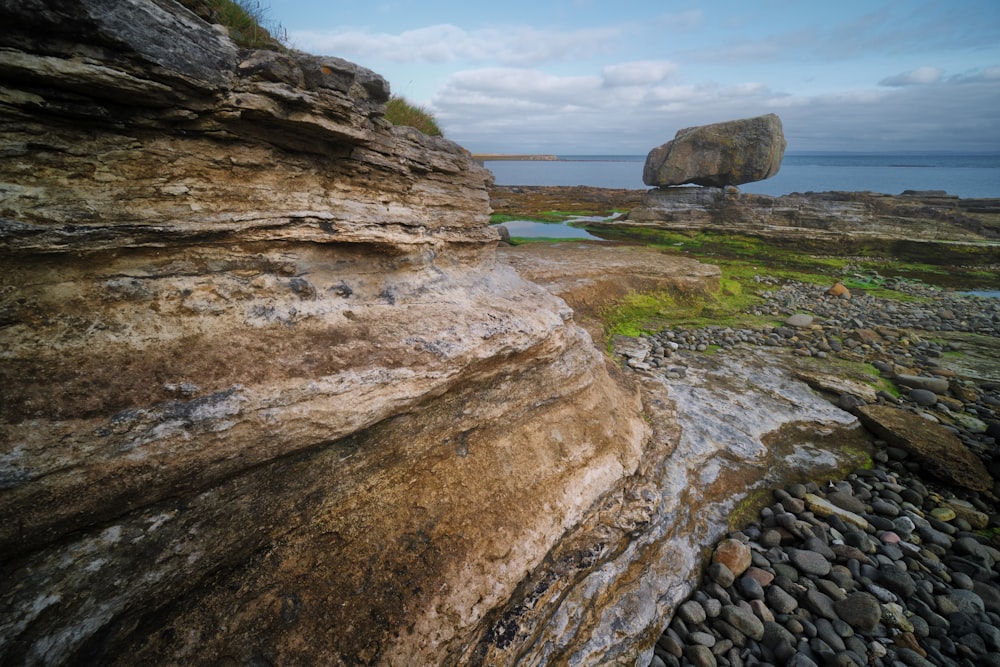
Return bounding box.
[629,279,1000,667]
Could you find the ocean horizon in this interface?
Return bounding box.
[484,152,1000,199]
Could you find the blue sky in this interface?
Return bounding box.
[269,0,1000,154]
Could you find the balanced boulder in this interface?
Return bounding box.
[643,113,786,187]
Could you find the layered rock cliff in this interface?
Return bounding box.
[0,2,657,664]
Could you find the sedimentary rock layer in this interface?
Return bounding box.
[0,2,653,664]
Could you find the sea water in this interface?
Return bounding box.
[485,154,1000,199]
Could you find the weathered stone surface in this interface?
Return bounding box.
[855,405,993,493]
[0,2,658,665]
[793,369,879,404]
[497,242,721,341]
[643,114,786,187]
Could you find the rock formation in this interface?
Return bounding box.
[608,187,1000,263]
[0,2,658,664]
[643,114,786,188]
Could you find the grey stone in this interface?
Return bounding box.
[738,575,765,601]
[979,622,1000,651]
[643,113,787,187]
[786,313,814,328]
[684,643,718,667]
[826,491,866,514]
[787,548,832,577]
[909,388,938,406]
[678,600,708,625]
[803,589,839,621]
[689,630,717,647]
[877,568,916,598]
[786,652,820,667]
[871,500,901,517]
[708,561,736,588]
[657,629,684,657]
[766,583,799,614]
[894,374,950,394]
[946,589,986,616]
[815,617,846,651]
[721,604,765,641]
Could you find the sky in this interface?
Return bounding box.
[269,0,1000,155]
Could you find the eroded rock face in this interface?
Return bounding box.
[643,114,786,188]
[0,2,652,664]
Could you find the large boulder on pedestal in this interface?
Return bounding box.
[643,114,786,188]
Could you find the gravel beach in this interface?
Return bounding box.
[642,275,1000,667]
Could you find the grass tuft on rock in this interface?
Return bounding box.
[385,97,443,136]
[203,0,288,49]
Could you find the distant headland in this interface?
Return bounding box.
[472,153,558,161]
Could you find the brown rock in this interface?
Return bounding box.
[713,538,752,577]
[855,405,993,494]
[852,328,883,345]
[643,114,786,187]
[826,283,851,298]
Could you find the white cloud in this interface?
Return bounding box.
[879,66,943,87]
[601,60,679,87]
[292,24,620,67]
[431,59,1000,154]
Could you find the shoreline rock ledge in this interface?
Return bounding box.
[643,113,787,188]
[0,2,656,665]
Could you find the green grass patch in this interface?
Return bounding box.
[385,96,443,136]
[602,270,770,343]
[207,0,287,48]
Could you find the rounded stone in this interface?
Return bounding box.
[872,500,901,517]
[707,562,736,588]
[721,604,765,641]
[766,583,799,614]
[909,388,938,406]
[834,592,882,633]
[947,589,986,616]
[826,491,866,514]
[738,575,765,601]
[688,630,716,647]
[713,538,752,577]
[745,566,775,588]
[684,643,717,667]
[678,600,708,625]
[804,589,839,621]
[787,548,832,577]
[878,568,916,598]
[760,528,783,548]
[786,313,814,328]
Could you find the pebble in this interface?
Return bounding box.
[650,448,1000,667]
